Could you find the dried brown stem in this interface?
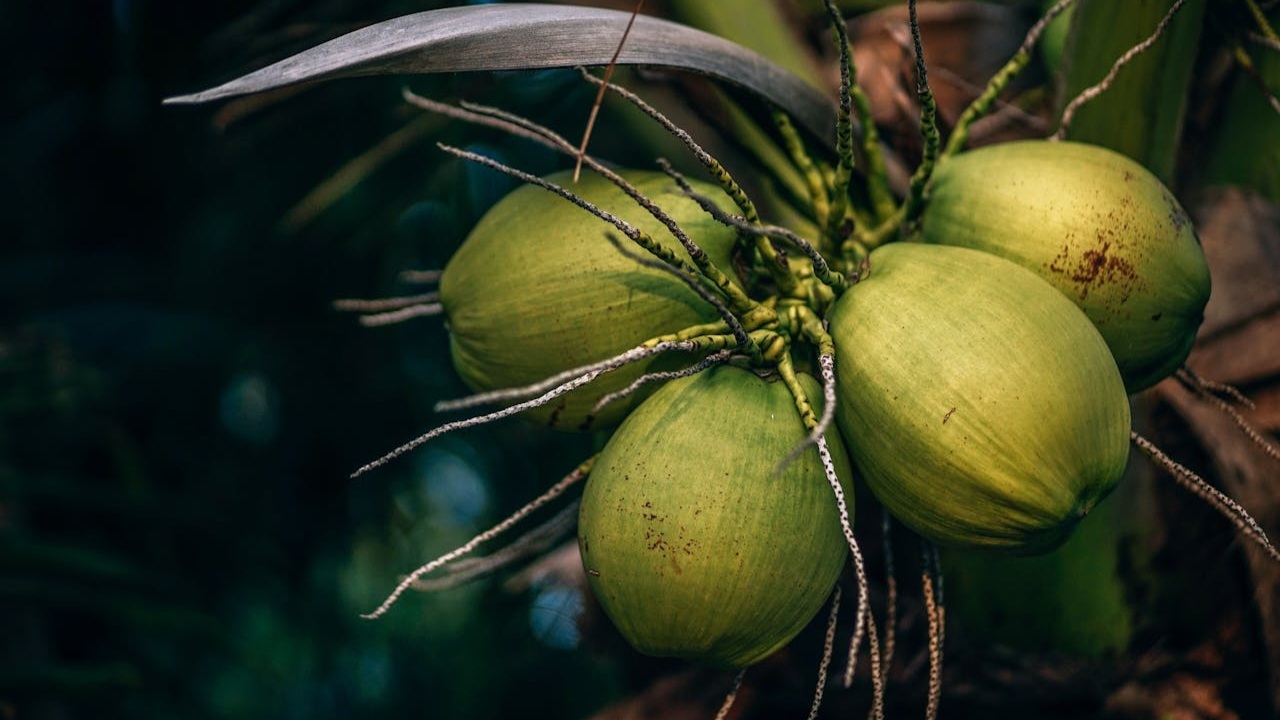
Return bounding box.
[1054,0,1191,140]
[1132,432,1280,562]
[807,585,843,720]
[361,457,594,619]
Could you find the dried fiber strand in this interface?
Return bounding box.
[573,0,643,181]
[713,669,747,720]
[1132,432,1279,562]
[353,342,694,478]
[590,349,733,414]
[410,500,579,592]
[1177,366,1254,408]
[813,432,872,696]
[922,541,945,720]
[362,457,594,618]
[404,90,567,152]
[880,508,897,687]
[945,0,1077,156]
[434,340,698,414]
[398,269,442,284]
[1175,369,1280,462]
[601,232,749,349]
[333,292,440,313]
[806,585,843,720]
[1055,0,1192,140]
[356,303,444,327]
[576,67,760,224]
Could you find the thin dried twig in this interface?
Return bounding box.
[362,457,595,619]
[410,500,579,591]
[574,68,761,226]
[1175,369,1280,463]
[1132,432,1280,562]
[333,292,440,313]
[590,349,733,414]
[434,340,698,414]
[600,231,749,350]
[1054,0,1191,140]
[353,342,695,478]
[573,0,643,181]
[922,541,944,720]
[713,669,747,720]
[806,585,843,720]
[880,508,897,687]
[355,303,444,327]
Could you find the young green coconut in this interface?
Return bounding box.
[829,243,1132,554]
[578,363,854,669]
[919,140,1211,393]
[440,169,743,429]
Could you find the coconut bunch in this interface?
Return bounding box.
[338,3,1245,687]
[168,0,1278,715]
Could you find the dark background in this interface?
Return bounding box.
[2,2,631,718]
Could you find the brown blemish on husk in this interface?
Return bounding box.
[639,499,700,575]
[1046,236,1139,305]
[942,407,957,424]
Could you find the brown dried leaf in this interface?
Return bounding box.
[164,4,838,150]
[1157,187,1280,715]
[1193,187,1280,341]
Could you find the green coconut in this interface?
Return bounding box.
[578,364,853,669]
[440,169,741,430]
[921,140,1211,392]
[829,243,1130,554]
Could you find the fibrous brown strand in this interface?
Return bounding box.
[713,669,747,720]
[1054,0,1192,140]
[601,232,750,350]
[1132,432,1280,563]
[922,541,944,720]
[1175,368,1280,462]
[352,342,696,478]
[361,457,594,619]
[806,585,843,720]
[410,501,579,592]
[576,67,761,226]
[434,340,700,414]
[880,508,897,688]
[333,292,440,313]
[572,0,643,182]
[590,349,734,414]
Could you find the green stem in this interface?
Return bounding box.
[901,0,941,232]
[944,0,1077,158]
[777,350,820,431]
[1245,0,1280,44]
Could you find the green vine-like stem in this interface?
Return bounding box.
[944,0,1077,158]
[901,0,942,232]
